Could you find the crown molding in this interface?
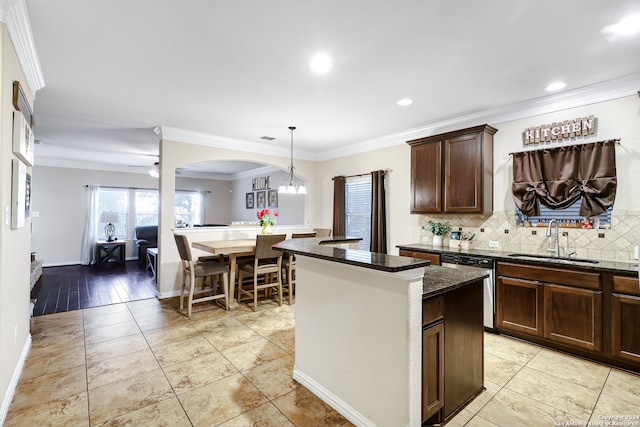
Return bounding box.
[0,0,45,94]
[317,72,640,161]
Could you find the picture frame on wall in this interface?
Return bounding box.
[256,191,266,209]
[11,159,28,229]
[246,192,254,209]
[268,189,278,208]
[12,110,34,167]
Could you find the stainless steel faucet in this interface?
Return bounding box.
[546,219,560,257]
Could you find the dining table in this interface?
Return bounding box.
[191,238,256,309]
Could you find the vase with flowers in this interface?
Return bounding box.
[257,208,278,234]
[423,220,451,246]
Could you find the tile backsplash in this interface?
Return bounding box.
[419,209,640,262]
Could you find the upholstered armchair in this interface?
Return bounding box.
[134,225,158,268]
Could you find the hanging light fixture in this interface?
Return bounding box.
[278,126,306,194]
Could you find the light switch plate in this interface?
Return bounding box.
[488,240,500,248]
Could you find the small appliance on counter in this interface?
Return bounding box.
[449,231,461,247]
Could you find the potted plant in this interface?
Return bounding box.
[423,221,451,246]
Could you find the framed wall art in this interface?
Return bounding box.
[12,110,35,167]
[256,191,266,209]
[268,189,278,208]
[11,159,29,229]
[246,192,254,209]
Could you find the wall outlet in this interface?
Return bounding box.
[488,240,500,248]
[422,236,429,242]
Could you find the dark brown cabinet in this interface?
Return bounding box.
[399,249,440,266]
[544,284,602,351]
[422,281,484,426]
[612,275,640,363]
[497,262,602,354]
[422,295,444,423]
[496,276,544,337]
[408,124,497,214]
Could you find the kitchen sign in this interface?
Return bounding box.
[523,115,596,145]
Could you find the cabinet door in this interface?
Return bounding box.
[611,293,640,363]
[410,141,442,213]
[399,249,441,266]
[544,284,602,351]
[496,276,544,336]
[422,321,444,423]
[444,133,482,213]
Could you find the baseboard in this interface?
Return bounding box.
[157,289,181,299]
[292,367,374,427]
[43,256,139,267]
[0,334,32,426]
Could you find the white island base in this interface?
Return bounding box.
[293,256,425,427]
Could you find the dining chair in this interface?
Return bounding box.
[174,234,230,317]
[281,232,317,304]
[313,228,332,237]
[237,234,287,311]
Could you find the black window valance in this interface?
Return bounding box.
[512,139,618,218]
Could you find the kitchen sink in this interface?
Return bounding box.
[507,253,600,265]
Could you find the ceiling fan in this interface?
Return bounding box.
[128,162,186,178]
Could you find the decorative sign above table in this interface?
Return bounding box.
[523,115,596,145]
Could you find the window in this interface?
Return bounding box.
[175,191,203,227]
[96,187,202,239]
[135,190,159,226]
[345,176,372,251]
[97,188,129,240]
[517,197,612,228]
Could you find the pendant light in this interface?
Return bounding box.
[278,126,306,194]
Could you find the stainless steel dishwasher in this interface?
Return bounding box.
[440,253,496,331]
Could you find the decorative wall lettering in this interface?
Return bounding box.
[252,176,271,191]
[523,116,596,145]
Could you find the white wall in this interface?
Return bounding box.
[230,170,306,225]
[0,24,35,422]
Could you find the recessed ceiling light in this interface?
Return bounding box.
[545,82,567,92]
[397,98,414,106]
[310,53,332,74]
[603,14,640,36]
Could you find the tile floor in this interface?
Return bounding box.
[6,297,640,426]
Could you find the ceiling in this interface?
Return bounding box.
[22,0,640,178]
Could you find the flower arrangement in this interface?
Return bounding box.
[423,220,451,236]
[257,208,279,226]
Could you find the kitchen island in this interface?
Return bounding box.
[274,238,488,427]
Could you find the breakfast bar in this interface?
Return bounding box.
[274,238,489,426]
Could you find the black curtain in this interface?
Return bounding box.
[370,170,387,254]
[512,140,617,217]
[332,176,346,236]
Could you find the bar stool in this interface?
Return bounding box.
[174,234,230,317]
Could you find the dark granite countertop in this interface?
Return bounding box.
[397,243,638,274]
[274,237,431,273]
[422,266,489,298]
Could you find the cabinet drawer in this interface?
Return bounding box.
[497,262,600,290]
[423,297,444,326]
[613,275,640,296]
[400,249,439,266]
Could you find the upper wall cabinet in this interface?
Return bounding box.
[407,124,497,214]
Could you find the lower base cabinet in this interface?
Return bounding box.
[544,284,602,351]
[612,293,640,363]
[423,281,484,426]
[422,321,444,422]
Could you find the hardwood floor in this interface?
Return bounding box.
[31,261,157,316]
